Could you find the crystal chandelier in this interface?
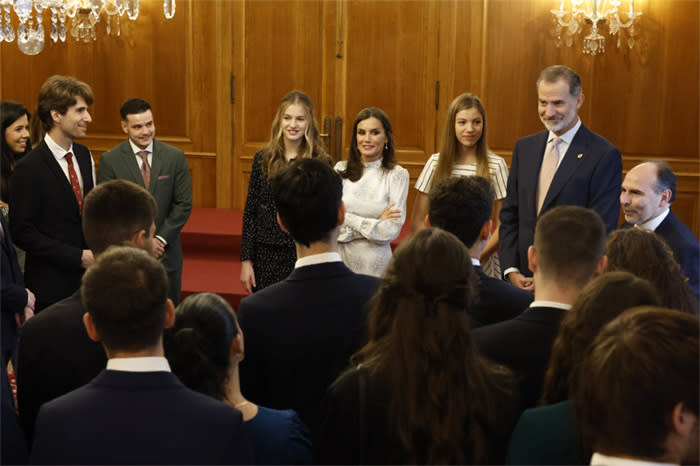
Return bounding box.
[551,0,642,55]
[0,0,176,56]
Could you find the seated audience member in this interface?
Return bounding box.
[575,307,699,465]
[16,180,157,444]
[316,228,518,464]
[165,292,312,465]
[428,176,533,327]
[506,271,660,465]
[606,228,698,315]
[621,160,699,299]
[473,206,607,408]
[30,247,252,465]
[238,158,379,437]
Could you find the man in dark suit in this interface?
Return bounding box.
[474,206,607,408]
[1,213,35,363]
[427,176,533,327]
[30,246,252,465]
[10,75,96,310]
[239,158,379,437]
[500,65,621,291]
[17,180,157,445]
[97,98,192,304]
[621,160,699,299]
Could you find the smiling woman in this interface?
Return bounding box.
[1,101,31,211]
[335,107,409,277]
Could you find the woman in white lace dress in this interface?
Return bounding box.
[335,108,409,277]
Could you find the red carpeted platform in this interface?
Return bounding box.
[180,208,411,309]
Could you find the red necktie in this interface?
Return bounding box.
[138,151,151,189]
[65,152,83,211]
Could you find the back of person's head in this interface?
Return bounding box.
[606,228,698,314]
[82,180,157,255]
[540,271,660,405]
[82,246,169,353]
[575,306,699,463]
[271,158,342,247]
[164,293,239,402]
[353,227,511,464]
[33,75,94,137]
[119,98,152,120]
[533,206,606,286]
[428,176,494,248]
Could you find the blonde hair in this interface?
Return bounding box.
[261,90,328,179]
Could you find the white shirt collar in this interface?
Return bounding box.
[637,208,670,232]
[548,117,582,146]
[44,133,74,160]
[295,252,342,268]
[106,357,171,372]
[128,138,153,155]
[530,300,572,311]
[591,452,677,466]
[471,257,481,267]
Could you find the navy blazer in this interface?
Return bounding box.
[470,265,534,328]
[9,141,93,310]
[1,213,26,354]
[473,306,566,409]
[16,290,106,445]
[655,211,700,300]
[500,125,621,276]
[238,260,379,438]
[30,370,253,465]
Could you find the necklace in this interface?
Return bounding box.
[234,400,249,409]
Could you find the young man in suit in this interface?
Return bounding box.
[17,180,157,445]
[621,160,699,299]
[427,176,533,327]
[576,307,699,466]
[97,98,192,305]
[10,75,96,310]
[238,158,379,438]
[30,246,252,465]
[474,205,607,408]
[500,65,621,291]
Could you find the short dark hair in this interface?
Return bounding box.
[165,293,239,402]
[649,159,677,203]
[34,75,94,134]
[537,65,582,97]
[120,98,152,120]
[271,158,342,247]
[82,180,157,255]
[82,246,169,352]
[575,306,699,460]
[428,176,494,248]
[534,206,606,285]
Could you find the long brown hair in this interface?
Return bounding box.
[351,227,513,464]
[431,93,490,191]
[261,90,328,179]
[339,107,396,182]
[540,271,660,405]
[605,228,698,315]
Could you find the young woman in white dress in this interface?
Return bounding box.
[335,107,409,278]
[410,93,508,279]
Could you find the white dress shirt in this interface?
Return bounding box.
[590,452,677,466]
[129,139,154,169]
[637,208,670,232]
[44,133,96,191]
[106,357,171,372]
[295,252,342,269]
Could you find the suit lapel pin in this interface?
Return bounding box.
[577,153,583,159]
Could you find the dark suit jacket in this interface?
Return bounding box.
[470,265,534,328]
[655,211,700,299]
[473,306,566,408]
[30,370,253,465]
[97,139,192,275]
[9,141,93,310]
[238,260,379,438]
[1,213,26,354]
[16,290,106,445]
[500,125,621,276]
